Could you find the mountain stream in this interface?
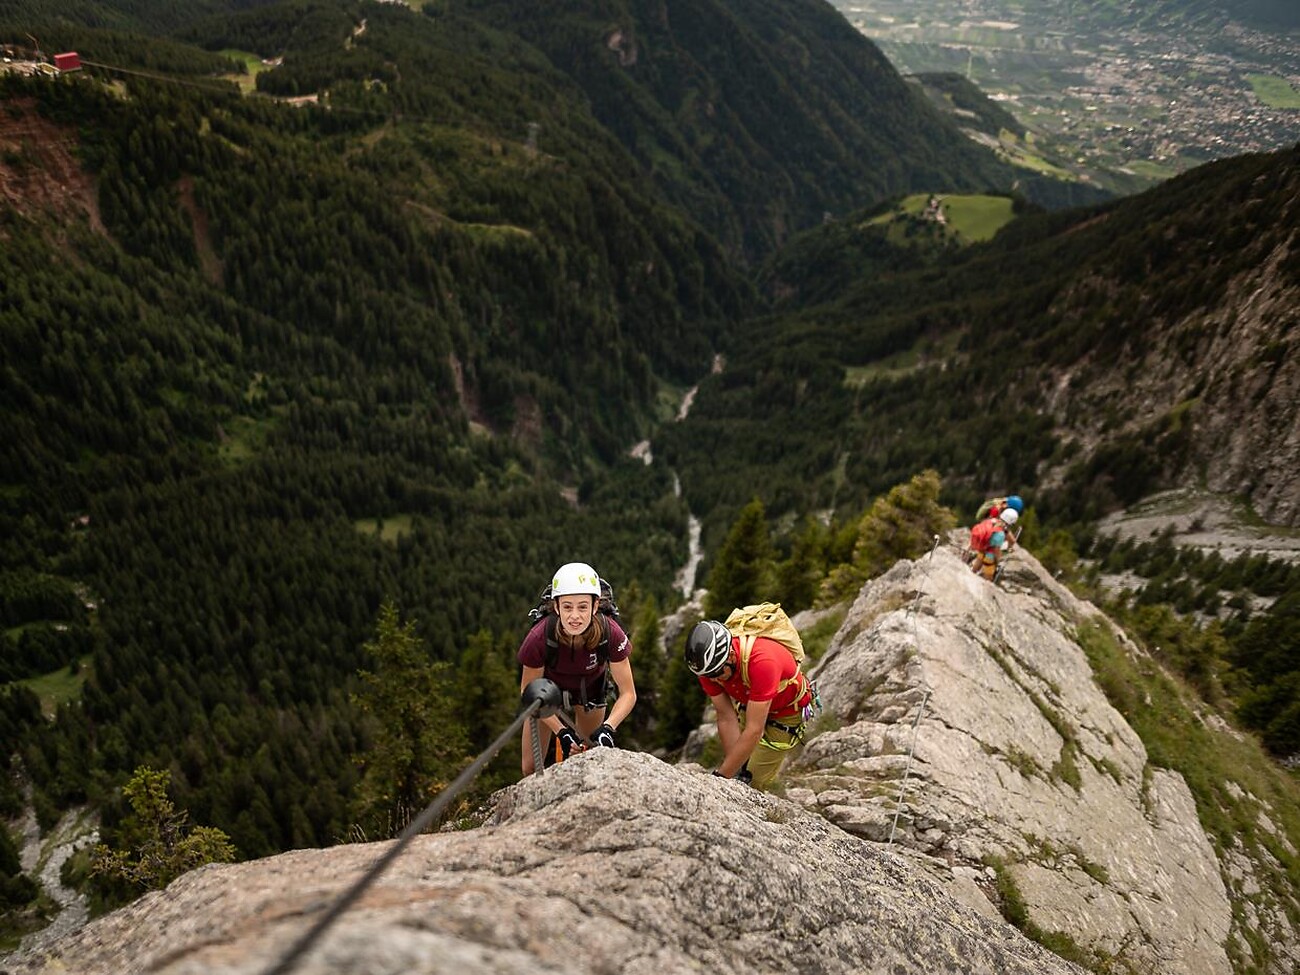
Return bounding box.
[3,798,99,962]
[628,355,721,599]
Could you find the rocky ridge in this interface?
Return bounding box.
[5,542,1299,975]
[779,539,1300,975]
[2,749,1085,975]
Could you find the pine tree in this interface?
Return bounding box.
[704,498,775,618]
[90,766,236,897]
[819,470,955,606]
[623,595,663,748]
[0,819,38,911]
[776,516,829,614]
[349,601,468,839]
[455,629,519,751]
[656,652,707,752]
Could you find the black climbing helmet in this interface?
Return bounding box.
[685,620,733,676]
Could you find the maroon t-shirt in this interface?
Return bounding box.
[517,616,631,703]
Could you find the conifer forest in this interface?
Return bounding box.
[1,0,1298,927]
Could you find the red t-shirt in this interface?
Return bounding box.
[698,635,805,719]
[517,616,630,702]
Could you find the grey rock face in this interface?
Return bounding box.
[7,542,1297,975]
[787,540,1297,975]
[4,749,1085,975]
[1041,255,1300,526]
[11,805,98,958]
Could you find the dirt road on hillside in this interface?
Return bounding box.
[1097,488,1300,564]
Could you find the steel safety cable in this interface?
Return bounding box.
[261,698,543,975]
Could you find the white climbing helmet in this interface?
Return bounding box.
[1000,508,1019,526]
[551,562,601,598]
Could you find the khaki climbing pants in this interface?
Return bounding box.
[737,709,803,791]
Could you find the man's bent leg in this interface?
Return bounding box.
[747,721,800,791]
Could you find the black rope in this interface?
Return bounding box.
[261,699,541,975]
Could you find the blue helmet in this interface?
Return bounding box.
[1005,495,1024,514]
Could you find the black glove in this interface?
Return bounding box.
[556,727,581,759]
[592,723,616,748]
[712,766,752,784]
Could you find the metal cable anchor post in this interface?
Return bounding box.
[907,534,941,617]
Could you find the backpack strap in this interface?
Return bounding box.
[737,636,807,711]
[738,634,757,687]
[544,615,560,671]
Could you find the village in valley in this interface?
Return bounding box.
[834,0,1300,188]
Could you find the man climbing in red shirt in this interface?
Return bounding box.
[684,619,815,790]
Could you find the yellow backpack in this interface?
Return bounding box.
[724,602,805,690]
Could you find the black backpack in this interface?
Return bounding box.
[528,577,621,670]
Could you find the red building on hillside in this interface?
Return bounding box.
[53,52,81,71]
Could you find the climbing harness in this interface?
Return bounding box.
[734,701,807,750]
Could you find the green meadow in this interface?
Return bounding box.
[1247,74,1300,109]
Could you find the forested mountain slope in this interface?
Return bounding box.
[0,0,1051,868]
[4,0,1070,264]
[662,145,1300,549]
[0,17,743,855]
[451,0,1028,261]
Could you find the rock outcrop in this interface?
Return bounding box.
[783,539,1298,975]
[2,749,1085,975]
[6,541,1298,975]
